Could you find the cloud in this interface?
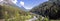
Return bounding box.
[20,1,24,6]
[0,0,3,2]
[11,0,17,4]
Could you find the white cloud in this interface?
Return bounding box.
[11,0,17,4]
[20,1,24,6]
[0,0,3,2]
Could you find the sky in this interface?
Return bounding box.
[0,0,48,9]
[16,0,48,9]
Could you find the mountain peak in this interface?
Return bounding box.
[0,0,17,5]
[20,6,27,11]
[0,0,27,11]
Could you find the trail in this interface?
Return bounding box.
[26,16,38,21]
[26,16,44,21]
[0,19,5,21]
[26,13,44,21]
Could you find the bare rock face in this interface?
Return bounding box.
[30,0,60,19]
[0,0,16,6]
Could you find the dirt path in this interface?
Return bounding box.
[26,13,45,21]
[26,16,38,21]
[0,19,5,21]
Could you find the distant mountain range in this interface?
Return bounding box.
[18,6,27,11]
[0,0,28,11]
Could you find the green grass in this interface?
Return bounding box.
[50,20,60,21]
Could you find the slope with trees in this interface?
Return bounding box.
[30,0,60,19]
[0,4,33,21]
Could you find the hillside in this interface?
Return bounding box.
[0,4,48,21]
[0,0,27,11]
[0,5,34,21]
[30,0,60,19]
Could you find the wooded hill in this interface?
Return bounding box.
[30,0,60,19]
[0,4,33,21]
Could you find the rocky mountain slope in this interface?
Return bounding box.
[0,0,27,11]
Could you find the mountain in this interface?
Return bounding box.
[0,0,32,21]
[30,0,60,19]
[0,0,27,11]
[0,4,33,21]
[0,0,37,21]
[19,6,27,11]
[27,9,31,11]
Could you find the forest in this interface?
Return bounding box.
[30,0,60,21]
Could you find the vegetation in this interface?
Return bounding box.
[30,0,60,20]
[0,4,49,21]
[0,5,34,21]
[1,0,60,21]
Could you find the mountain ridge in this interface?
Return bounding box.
[0,0,27,11]
[30,0,60,19]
